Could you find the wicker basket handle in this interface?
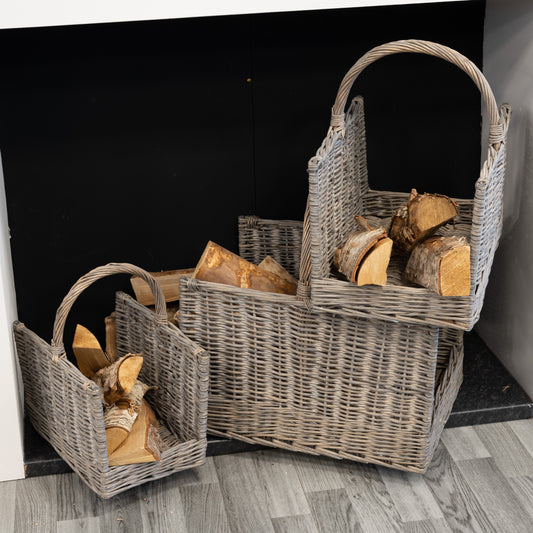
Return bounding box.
[52,262,167,350]
[331,39,503,147]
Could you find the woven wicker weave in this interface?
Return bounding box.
[15,263,209,499]
[179,217,463,473]
[307,40,511,330]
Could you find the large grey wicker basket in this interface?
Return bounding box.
[307,39,511,330]
[14,263,209,499]
[179,217,463,473]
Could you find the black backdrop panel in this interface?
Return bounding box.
[0,17,255,343]
[0,1,484,347]
[252,1,485,220]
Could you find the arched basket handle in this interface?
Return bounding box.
[331,39,504,147]
[52,262,167,350]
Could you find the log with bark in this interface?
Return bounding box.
[104,313,117,362]
[405,235,470,296]
[108,399,162,466]
[130,268,195,306]
[258,256,298,290]
[193,241,297,295]
[389,189,458,254]
[92,354,143,404]
[334,216,393,286]
[104,380,156,455]
[72,324,112,378]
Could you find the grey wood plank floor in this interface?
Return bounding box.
[4,419,533,533]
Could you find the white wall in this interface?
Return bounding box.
[477,0,533,398]
[0,155,25,481]
[0,1,466,30]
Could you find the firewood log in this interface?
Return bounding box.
[72,324,112,378]
[108,399,162,466]
[258,256,298,290]
[92,354,143,404]
[389,189,458,254]
[130,268,195,306]
[355,237,393,286]
[104,381,156,455]
[104,312,117,363]
[405,235,470,296]
[334,216,392,286]
[193,241,297,295]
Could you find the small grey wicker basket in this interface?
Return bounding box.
[307,39,511,330]
[14,263,209,499]
[179,216,462,473]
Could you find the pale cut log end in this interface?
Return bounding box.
[108,400,161,467]
[405,236,470,296]
[390,191,458,254]
[356,237,393,286]
[73,324,111,378]
[106,427,129,456]
[258,256,298,288]
[413,194,458,234]
[335,224,387,282]
[439,245,471,296]
[117,355,143,398]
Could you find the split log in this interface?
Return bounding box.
[193,241,297,295]
[104,381,155,455]
[72,324,112,378]
[130,268,195,306]
[356,237,393,286]
[108,399,162,466]
[334,216,392,285]
[92,354,143,404]
[405,235,470,296]
[389,189,458,254]
[258,256,298,291]
[104,312,117,363]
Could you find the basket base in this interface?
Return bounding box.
[23,333,533,477]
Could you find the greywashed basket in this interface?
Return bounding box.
[14,263,209,498]
[307,39,511,330]
[179,216,463,473]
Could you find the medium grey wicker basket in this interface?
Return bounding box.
[307,39,511,330]
[179,216,463,473]
[14,263,209,499]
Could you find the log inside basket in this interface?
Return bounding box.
[130,268,195,306]
[108,399,162,467]
[389,189,458,254]
[193,241,296,295]
[72,324,112,378]
[258,256,298,288]
[92,354,143,404]
[104,313,117,363]
[104,381,155,455]
[334,216,392,286]
[405,235,470,296]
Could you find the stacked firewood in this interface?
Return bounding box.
[129,244,297,326]
[73,323,162,466]
[334,189,470,296]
